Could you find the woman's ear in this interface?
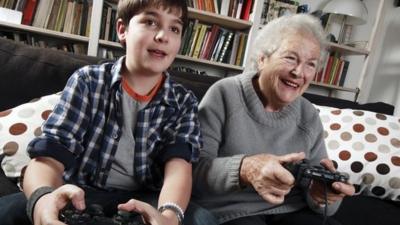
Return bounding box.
[116,18,127,45]
[257,55,266,71]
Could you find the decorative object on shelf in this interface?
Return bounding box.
[0,7,22,24]
[323,0,368,44]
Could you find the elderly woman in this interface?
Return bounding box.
[192,14,355,225]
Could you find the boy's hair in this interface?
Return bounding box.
[117,0,188,33]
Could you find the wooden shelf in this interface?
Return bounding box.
[188,8,252,30]
[311,81,359,93]
[0,21,89,43]
[326,42,369,56]
[99,39,121,48]
[175,54,244,71]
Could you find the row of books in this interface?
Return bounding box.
[0,31,87,54]
[1,0,93,37]
[179,19,248,66]
[314,53,350,87]
[259,0,309,25]
[99,1,117,42]
[98,47,124,60]
[187,0,254,20]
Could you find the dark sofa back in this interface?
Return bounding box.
[0,38,394,115]
[0,38,100,111]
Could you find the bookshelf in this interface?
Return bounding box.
[0,0,255,76]
[0,0,384,101]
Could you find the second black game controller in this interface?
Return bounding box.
[59,203,145,225]
[284,159,349,187]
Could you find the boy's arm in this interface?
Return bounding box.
[22,157,86,225]
[23,157,64,197]
[158,158,192,225]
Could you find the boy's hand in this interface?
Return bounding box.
[239,152,305,204]
[309,159,355,206]
[118,199,178,225]
[33,184,85,225]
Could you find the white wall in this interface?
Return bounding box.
[301,0,400,116]
[360,1,400,116]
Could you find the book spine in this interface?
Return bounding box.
[218,30,234,62]
[338,60,350,87]
[22,0,38,25]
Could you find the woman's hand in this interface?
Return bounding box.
[33,184,85,225]
[240,152,305,204]
[309,159,355,206]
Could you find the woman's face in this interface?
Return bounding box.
[257,32,320,111]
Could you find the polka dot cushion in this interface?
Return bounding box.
[0,93,60,177]
[316,105,400,201]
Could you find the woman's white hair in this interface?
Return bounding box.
[246,14,327,73]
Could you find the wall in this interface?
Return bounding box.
[361,1,400,116]
[301,0,399,116]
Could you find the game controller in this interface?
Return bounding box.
[59,203,145,225]
[284,159,349,187]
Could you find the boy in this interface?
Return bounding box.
[0,1,217,225]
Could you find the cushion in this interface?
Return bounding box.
[0,93,60,177]
[316,105,400,201]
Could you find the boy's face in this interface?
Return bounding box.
[117,6,183,77]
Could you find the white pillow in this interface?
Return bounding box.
[316,104,400,201]
[0,93,60,177]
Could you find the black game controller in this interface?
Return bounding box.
[59,203,145,225]
[284,159,349,188]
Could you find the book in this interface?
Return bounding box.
[15,0,28,12]
[199,29,211,59]
[338,60,350,87]
[32,0,53,28]
[78,0,88,36]
[62,0,75,33]
[322,55,334,84]
[22,0,38,25]
[104,4,113,40]
[333,59,344,85]
[54,0,68,32]
[228,31,241,64]
[235,0,244,19]
[211,28,228,61]
[85,0,92,36]
[188,21,202,57]
[192,24,208,58]
[220,0,229,16]
[218,30,234,62]
[241,0,253,21]
[72,0,83,35]
[235,33,248,66]
[201,24,220,60]
[46,0,61,30]
[179,19,194,54]
[328,54,340,85]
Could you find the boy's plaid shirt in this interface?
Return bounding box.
[28,57,201,189]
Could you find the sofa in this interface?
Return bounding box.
[0,37,399,225]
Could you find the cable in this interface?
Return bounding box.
[322,179,328,225]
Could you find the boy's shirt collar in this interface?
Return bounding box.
[109,56,177,108]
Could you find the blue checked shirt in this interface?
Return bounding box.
[27,57,202,190]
